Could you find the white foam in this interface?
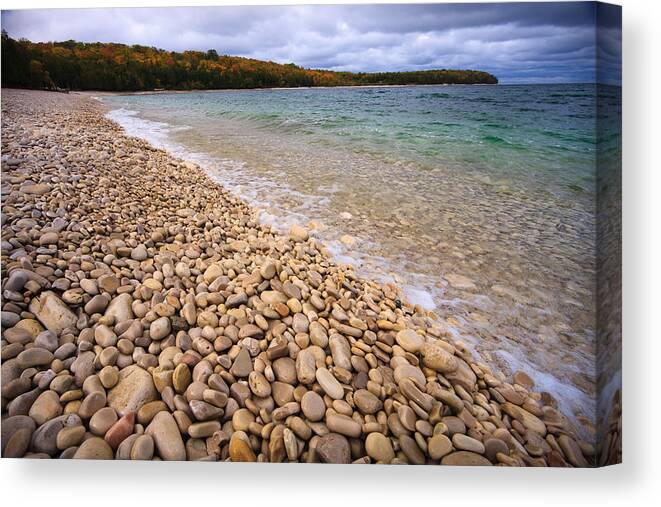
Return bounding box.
[402,285,437,310]
[495,348,594,440]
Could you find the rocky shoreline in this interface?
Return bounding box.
[2,89,594,465]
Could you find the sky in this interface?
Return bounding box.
[1,2,622,84]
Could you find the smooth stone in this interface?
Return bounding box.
[80,278,99,295]
[99,366,119,389]
[315,368,344,400]
[104,293,134,323]
[295,348,317,384]
[56,425,86,450]
[202,263,222,284]
[232,408,255,431]
[94,325,117,347]
[248,371,271,397]
[271,382,294,406]
[146,411,186,461]
[301,391,325,422]
[229,348,252,378]
[229,432,256,462]
[326,414,361,438]
[172,363,191,394]
[29,390,63,426]
[452,433,485,454]
[130,434,155,460]
[188,421,221,439]
[39,231,59,246]
[98,274,120,294]
[78,391,107,419]
[395,329,424,353]
[34,330,58,352]
[558,434,589,467]
[273,357,297,385]
[353,389,382,415]
[428,434,453,460]
[259,260,277,280]
[189,400,223,421]
[31,414,81,455]
[72,351,95,387]
[316,433,350,464]
[116,434,140,460]
[421,342,458,373]
[1,311,21,328]
[226,292,248,308]
[89,407,118,436]
[150,317,171,340]
[329,334,351,370]
[28,291,77,334]
[441,451,493,466]
[16,348,53,369]
[484,437,509,463]
[3,428,32,458]
[73,437,114,459]
[1,415,36,454]
[309,321,328,348]
[399,434,426,464]
[85,294,109,314]
[365,432,395,463]
[5,271,28,292]
[289,224,309,242]
[513,370,535,389]
[501,402,547,436]
[104,412,136,449]
[108,365,158,417]
[131,244,148,261]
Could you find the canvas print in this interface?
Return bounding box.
[0,2,621,466]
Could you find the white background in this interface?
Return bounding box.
[1,0,658,505]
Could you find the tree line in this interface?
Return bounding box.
[1,32,498,91]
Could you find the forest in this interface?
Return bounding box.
[1,33,498,91]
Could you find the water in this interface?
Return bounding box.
[100,84,621,437]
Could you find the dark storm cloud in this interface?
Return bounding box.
[1,2,622,84]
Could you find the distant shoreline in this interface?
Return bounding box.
[79,82,498,97]
[30,81,618,99]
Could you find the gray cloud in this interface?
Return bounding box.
[1,3,621,84]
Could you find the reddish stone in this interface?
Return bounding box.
[104,412,135,450]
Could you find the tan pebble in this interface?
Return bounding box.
[229,431,256,462]
[441,450,492,466]
[428,434,453,460]
[73,437,114,460]
[365,432,395,463]
[130,434,155,460]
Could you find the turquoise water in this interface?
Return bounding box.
[101,84,621,436]
[104,84,602,198]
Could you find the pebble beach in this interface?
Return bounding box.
[1,88,600,466]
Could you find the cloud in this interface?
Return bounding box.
[1,3,621,84]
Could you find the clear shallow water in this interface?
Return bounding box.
[101,84,620,437]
